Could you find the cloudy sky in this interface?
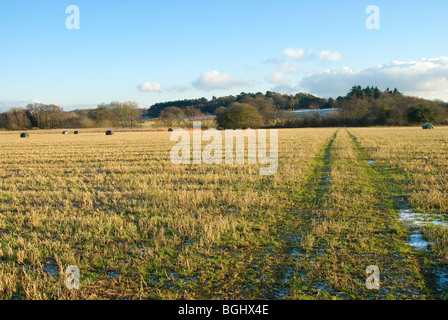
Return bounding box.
[1,0,447,111]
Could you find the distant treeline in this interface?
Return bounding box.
[152,86,448,128]
[2,86,447,130]
[287,86,448,127]
[0,101,143,130]
[147,91,332,118]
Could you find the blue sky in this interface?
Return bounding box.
[1,0,448,111]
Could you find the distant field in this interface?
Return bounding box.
[0,127,447,299]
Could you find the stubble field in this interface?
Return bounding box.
[0,127,447,300]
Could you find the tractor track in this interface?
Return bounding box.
[347,129,445,299]
[270,129,339,299]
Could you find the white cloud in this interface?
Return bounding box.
[266,71,289,85]
[138,82,162,92]
[319,50,343,63]
[279,61,301,74]
[0,99,36,112]
[284,47,313,60]
[192,70,249,91]
[299,57,448,100]
[284,47,305,59]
